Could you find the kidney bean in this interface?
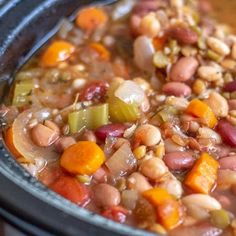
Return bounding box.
[224,80,236,93]
[228,99,236,110]
[219,156,236,171]
[132,0,162,17]
[55,136,76,153]
[93,184,121,208]
[95,124,126,141]
[163,151,195,171]
[167,25,198,45]
[170,57,199,82]
[217,120,236,147]
[162,82,191,97]
[79,81,109,102]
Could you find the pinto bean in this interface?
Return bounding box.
[93,184,120,208]
[170,57,199,82]
[219,156,236,171]
[55,136,76,153]
[163,151,195,171]
[127,172,152,193]
[81,130,97,143]
[31,123,59,147]
[140,158,168,180]
[217,120,236,147]
[231,184,236,196]
[167,25,198,45]
[162,82,191,97]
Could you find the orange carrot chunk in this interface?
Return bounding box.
[184,152,219,194]
[76,7,108,32]
[89,43,111,61]
[41,40,75,67]
[60,141,105,175]
[143,187,183,230]
[4,127,21,158]
[186,99,217,128]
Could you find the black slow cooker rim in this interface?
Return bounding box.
[0,1,155,235]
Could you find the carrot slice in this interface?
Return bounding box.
[186,99,217,128]
[89,43,111,61]
[76,7,108,32]
[143,187,183,230]
[184,152,219,194]
[157,199,182,230]
[4,127,21,158]
[60,141,105,175]
[41,40,75,67]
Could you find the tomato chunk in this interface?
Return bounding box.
[50,175,89,205]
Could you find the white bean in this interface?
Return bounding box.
[158,174,183,198]
[135,124,161,146]
[182,194,221,211]
[198,66,222,82]
[207,37,230,56]
[197,127,222,144]
[127,172,152,193]
[204,92,229,117]
[140,158,168,180]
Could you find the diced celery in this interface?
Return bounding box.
[86,104,109,129]
[12,79,33,106]
[109,96,140,123]
[68,103,109,133]
[68,110,86,133]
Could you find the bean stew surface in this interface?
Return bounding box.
[3,0,236,235]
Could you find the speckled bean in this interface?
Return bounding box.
[93,184,120,208]
[162,82,191,97]
[170,57,199,82]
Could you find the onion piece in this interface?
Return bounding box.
[114,80,145,105]
[121,190,138,210]
[105,143,137,177]
[134,36,155,72]
[12,109,58,162]
[112,0,136,20]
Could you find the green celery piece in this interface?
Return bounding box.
[12,79,33,106]
[68,110,87,134]
[86,104,109,129]
[68,104,109,133]
[109,97,140,123]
